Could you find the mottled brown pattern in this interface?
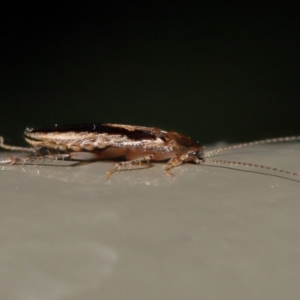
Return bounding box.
[1,124,300,181]
[24,124,203,158]
[21,123,204,178]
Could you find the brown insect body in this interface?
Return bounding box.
[24,123,203,162]
[1,123,300,180]
[15,123,203,178]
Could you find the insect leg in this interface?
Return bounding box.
[0,136,36,153]
[164,153,187,177]
[0,156,28,165]
[163,152,204,176]
[106,154,154,180]
[0,157,14,164]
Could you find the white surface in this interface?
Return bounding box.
[1,143,300,300]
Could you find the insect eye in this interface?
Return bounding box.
[188,149,203,159]
[188,151,197,157]
[188,150,198,157]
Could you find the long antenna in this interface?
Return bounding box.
[204,136,300,157]
[203,159,300,178]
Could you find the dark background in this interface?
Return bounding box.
[1,1,300,146]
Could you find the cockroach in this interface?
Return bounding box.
[0,123,300,180]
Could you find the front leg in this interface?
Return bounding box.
[164,153,188,177]
[164,153,204,176]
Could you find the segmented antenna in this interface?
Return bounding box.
[203,159,300,178]
[204,136,300,157]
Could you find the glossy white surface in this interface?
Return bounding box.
[1,143,300,300]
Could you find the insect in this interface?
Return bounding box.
[0,123,300,180]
